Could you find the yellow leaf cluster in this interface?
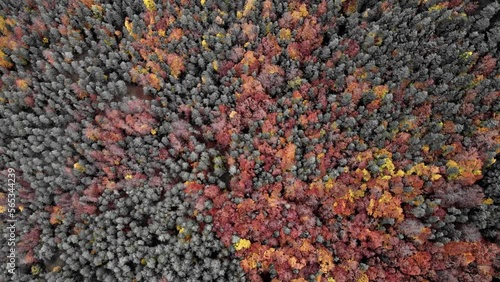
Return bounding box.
[374,149,405,179]
[201,39,209,50]
[428,3,448,11]
[176,225,185,234]
[73,162,86,172]
[147,73,161,90]
[357,273,369,282]
[0,16,16,69]
[143,0,156,11]
[361,168,371,181]
[483,198,494,205]
[279,28,292,41]
[325,177,335,191]
[0,16,8,35]
[0,50,12,68]
[367,191,404,222]
[241,0,256,18]
[234,238,251,251]
[406,163,441,181]
[446,158,482,181]
[31,265,41,275]
[291,4,309,20]
[373,85,389,99]
[124,19,137,39]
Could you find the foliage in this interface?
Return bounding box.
[1,0,499,281]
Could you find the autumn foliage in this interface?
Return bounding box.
[1,0,499,281]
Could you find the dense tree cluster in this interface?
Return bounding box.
[0,0,499,281]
